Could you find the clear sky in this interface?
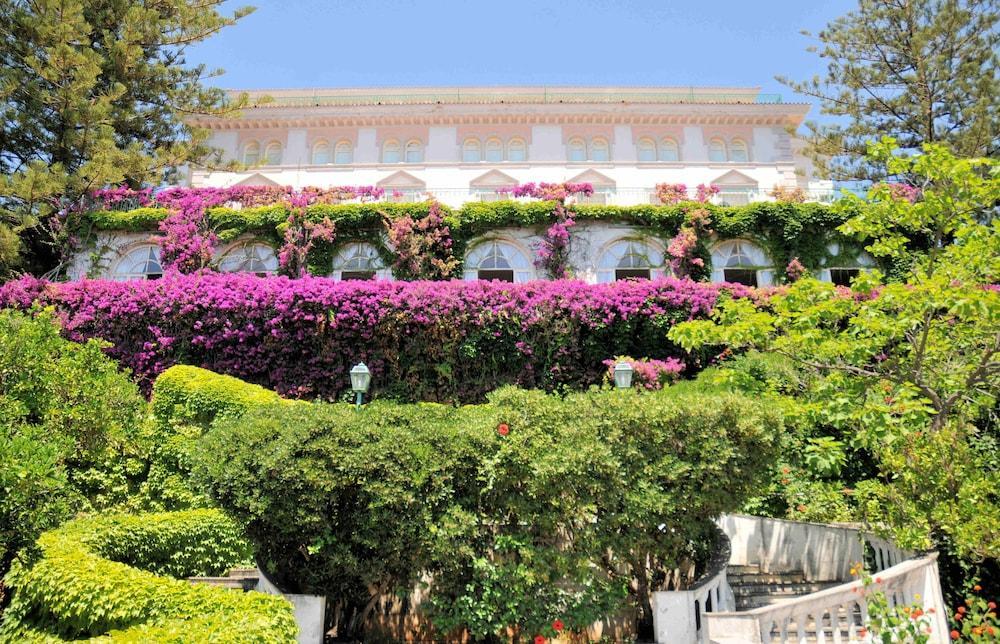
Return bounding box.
[189,0,857,117]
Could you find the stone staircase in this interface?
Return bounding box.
[727,564,841,611]
[188,567,260,592]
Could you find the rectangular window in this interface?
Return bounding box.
[615,269,651,281]
[829,268,860,287]
[723,269,758,287]
[478,269,514,282]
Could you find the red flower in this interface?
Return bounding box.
[497,423,510,436]
[990,601,997,610]
[958,606,967,614]
[534,636,546,644]
[951,630,961,640]
[552,619,564,632]
[875,577,883,584]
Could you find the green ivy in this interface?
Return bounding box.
[0,510,296,642]
[81,200,870,278]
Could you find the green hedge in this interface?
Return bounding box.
[151,364,298,434]
[0,510,296,642]
[191,382,782,639]
[84,200,865,273]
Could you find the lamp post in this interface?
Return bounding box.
[350,362,371,409]
[613,361,634,390]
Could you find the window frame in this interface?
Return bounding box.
[637,137,657,162]
[242,141,260,165]
[263,141,283,165]
[334,140,353,164]
[404,139,424,163]
[708,138,727,163]
[311,140,332,165]
[507,138,527,162]
[567,137,587,162]
[659,138,680,162]
[462,138,482,163]
[589,137,610,162]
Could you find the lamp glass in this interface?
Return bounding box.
[350,362,371,393]
[613,361,634,389]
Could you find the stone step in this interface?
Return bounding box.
[731,581,838,597]
[728,571,808,585]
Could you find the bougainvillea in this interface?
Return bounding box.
[504,182,594,202]
[695,184,720,203]
[769,185,807,203]
[278,194,335,277]
[92,185,384,210]
[667,207,712,279]
[155,188,230,272]
[0,274,751,403]
[385,200,459,280]
[785,257,808,282]
[603,356,685,390]
[881,182,922,204]
[655,183,689,205]
[502,183,594,278]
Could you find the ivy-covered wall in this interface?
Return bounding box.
[79,199,871,281]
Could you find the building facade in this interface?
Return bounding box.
[71,87,877,287]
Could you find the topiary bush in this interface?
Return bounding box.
[0,275,741,402]
[0,509,296,643]
[191,382,782,640]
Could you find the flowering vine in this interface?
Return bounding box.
[785,257,808,282]
[278,194,336,277]
[502,182,594,278]
[655,183,689,204]
[695,183,720,203]
[385,200,459,280]
[91,184,384,210]
[155,187,229,273]
[769,185,807,203]
[667,207,712,278]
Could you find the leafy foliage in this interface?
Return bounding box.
[778,0,999,180]
[0,510,296,642]
[189,379,781,640]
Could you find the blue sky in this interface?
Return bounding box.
[189,0,857,116]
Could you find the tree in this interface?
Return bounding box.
[0,0,253,277]
[779,0,1000,181]
[669,143,1000,561]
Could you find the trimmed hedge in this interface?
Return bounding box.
[83,199,862,272]
[0,510,296,642]
[191,382,783,639]
[1,276,741,402]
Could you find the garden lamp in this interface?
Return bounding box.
[350,362,371,408]
[613,361,634,390]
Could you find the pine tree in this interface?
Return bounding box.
[0,0,254,276]
[779,0,999,181]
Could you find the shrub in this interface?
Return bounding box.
[1,275,746,402]
[191,382,781,640]
[0,308,146,593]
[0,510,296,642]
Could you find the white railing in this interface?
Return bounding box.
[705,554,948,644]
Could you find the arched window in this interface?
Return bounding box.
[507,138,527,162]
[114,244,163,281]
[218,242,278,276]
[263,142,283,165]
[382,139,401,163]
[659,138,680,162]
[637,137,656,162]
[730,139,749,163]
[568,137,587,162]
[311,141,332,165]
[708,139,727,163]
[590,138,610,162]
[332,242,388,281]
[463,138,481,163]
[334,140,353,164]
[242,142,260,165]
[822,242,876,286]
[404,140,424,163]
[597,239,666,283]
[710,239,773,287]
[485,138,503,162]
[464,239,534,283]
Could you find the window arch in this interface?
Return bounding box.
[332,242,388,281]
[710,239,773,287]
[464,239,534,283]
[334,140,353,164]
[730,139,749,163]
[382,139,401,163]
[114,244,163,281]
[507,138,527,162]
[659,138,680,162]
[822,242,877,286]
[311,141,332,165]
[590,138,610,162]
[242,141,260,165]
[263,142,283,165]
[485,138,503,162]
[597,238,667,283]
[218,242,278,276]
[463,138,482,163]
[404,140,424,163]
[708,139,727,163]
[637,137,656,162]
[567,137,587,162]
